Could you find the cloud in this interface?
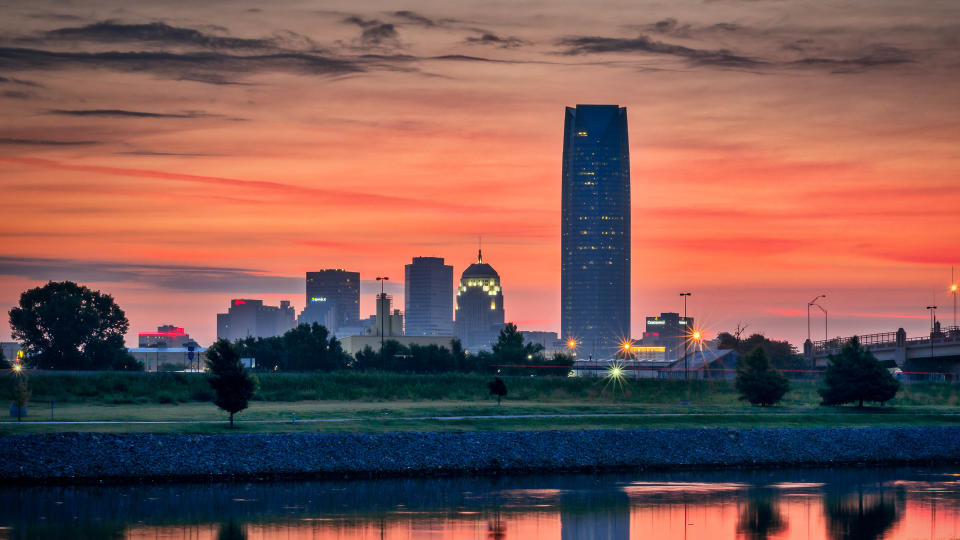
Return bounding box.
[0,256,302,294]
[0,76,41,87]
[2,90,32,99]
[392,10,437,26]
[0,137,99,145]
[0,47,364,81]
[464,33,528,48]
[41,21,276,50]
[47,109,225,119]
[342,16,401,49]
[557,34,762,67]
[790,45,914,72]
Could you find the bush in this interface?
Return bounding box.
[819,337,900,407]
[736,348,790,406]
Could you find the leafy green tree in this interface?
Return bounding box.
[736,347,790,406]
[488,376,507,405]
[206,339,258,428]
[9,281,132,370]
[718,331,806,371]
[819,337,900,407]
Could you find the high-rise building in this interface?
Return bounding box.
[216,299,296,342]
[305,270,360,331]
[405,257,454,336]
[374,293,404,337]
[455,250,505,350]
[561,104,631,358]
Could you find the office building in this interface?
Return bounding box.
[305,270,360,331]
[561,104,631,358]
[642,312,694,360]
[298,298,337,330]
[137,325,193,348]
[455,249,505,350]
[405,257,454,336]
[216,299,296,342]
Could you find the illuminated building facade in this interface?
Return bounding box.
[561,104,631,357]
[216,299,296,341]
[643,312,694,360]
[138,325,192,348]
[305,269,360,331]
[455,250,505,350]
[404,257,454,336]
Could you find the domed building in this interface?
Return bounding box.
[455,249,505,350]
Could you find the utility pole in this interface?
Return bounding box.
[680,292,691,379]
[376,276,389,351]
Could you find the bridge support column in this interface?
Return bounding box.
[895,328,907,367]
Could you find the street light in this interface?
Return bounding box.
[680,292,691,379]
[927,305,938,334]
[807,294,826,343]
[376,276,389,351]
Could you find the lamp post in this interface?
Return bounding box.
[376,276,389,351]
[680,292,691,379]
[950,267,957,328]
[927,305,938,334]
[807,294,826,343]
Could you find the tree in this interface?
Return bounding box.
[719,331,806,371]
[819,337,900,407]
[280,323,349,371]
[206,339,258,428]
[736,347,790,406]
[488,377,507,405]
[9,281,131,370]
[491,323,545,375]
[10,373,30,422]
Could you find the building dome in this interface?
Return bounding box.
[461,249,500,279]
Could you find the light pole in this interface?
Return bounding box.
[376,276,389,351]
[807,294,826,343]
[927,304,938,334]
[950,267,957,328]
[680,292,691,379]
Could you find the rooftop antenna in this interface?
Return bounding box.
[478,236,483,263]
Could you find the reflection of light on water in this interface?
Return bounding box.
[768,482,826,489]
[623,482,747,494]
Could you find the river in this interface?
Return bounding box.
[1,466,959,539]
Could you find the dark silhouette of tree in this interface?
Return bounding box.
[280,323,349,371]
[824,491,901,540]
[736,497,786,539]
[216,520,247,540]
[491,323,545,375]
[206,339,258,428]
[450,338,467,371]
[545,352,575,376]
[8,281,136,370]
[10,372,30,422]
[819,337,900,407]
[488,377,507,405]
[719,331,805,370]
[736,347,790,406]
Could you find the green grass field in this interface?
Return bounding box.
[3,371,960,435]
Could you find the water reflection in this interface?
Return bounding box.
[0,467,958,539]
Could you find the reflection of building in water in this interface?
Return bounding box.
[560,489,629,540]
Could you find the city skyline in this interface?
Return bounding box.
[2,0,959,347]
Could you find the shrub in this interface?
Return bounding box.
[736,347,790,406]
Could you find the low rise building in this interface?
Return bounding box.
[216,299,296,342]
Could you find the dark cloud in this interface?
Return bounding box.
[464,33,528,48]
[342,16,401,49]
[116,151,223,157]
[557,34,762,67]
[0,256,303,294]
[0,137,99,145]
[47,109,225,119]
[0,76,42,87]
[42,21,275,50]
[2,90,32,99]
[791,45,914,71]
[0,47,364,80]
[392,10,436,26]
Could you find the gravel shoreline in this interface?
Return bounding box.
[2,427,959,484]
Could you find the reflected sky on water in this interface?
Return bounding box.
[2,467,960,539]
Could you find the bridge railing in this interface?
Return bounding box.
[812,332,899,354]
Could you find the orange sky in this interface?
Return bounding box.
[1,0,959,347]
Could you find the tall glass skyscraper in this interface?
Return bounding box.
[561,105,630,357]
[305,269,360,332]
[405,257,454,336]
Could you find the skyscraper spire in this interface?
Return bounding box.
[478,236,483,263]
